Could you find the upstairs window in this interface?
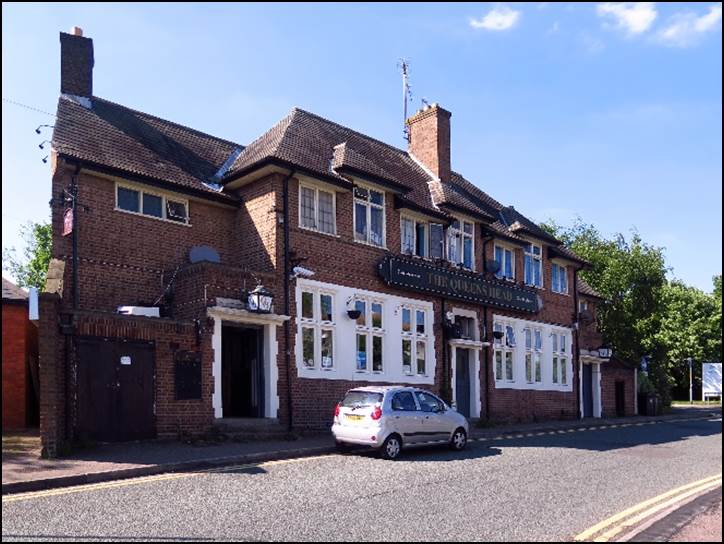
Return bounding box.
[300,184,336,235]
[429,223,444,259]
[116,183,189,225]
[354,186,385,247]
[447,219,475,270]
[494,245,515,281]
[524,243,542,288]
[401,216,436,259]
[551,263,568,294]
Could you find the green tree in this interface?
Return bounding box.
[2,221,53,289]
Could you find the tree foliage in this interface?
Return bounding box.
[541,218,722,404]
[2,221,53,289]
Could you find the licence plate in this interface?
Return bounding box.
[345,414,365,424]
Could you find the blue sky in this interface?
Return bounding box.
[2,2,721,291]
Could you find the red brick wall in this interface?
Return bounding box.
[2,303,28,429]
[579,297,603,352]
[601,359,636,417]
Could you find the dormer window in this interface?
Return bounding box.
[447,218,474,270]
[354,186,385,247]
[494,244,515,281]
[551,263,568,294]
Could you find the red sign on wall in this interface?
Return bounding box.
[62,208,73,236]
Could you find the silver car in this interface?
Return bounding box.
[331,386,469,460]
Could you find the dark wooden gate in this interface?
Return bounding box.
[76,337,155,442]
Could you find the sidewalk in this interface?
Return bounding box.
[3,406,719,495]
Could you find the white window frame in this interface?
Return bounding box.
[298,288,336,371]
[447,217,475,270]
[401,305,429,376]
[494,243,516,282]
[353,184,386,248]
[299,181,337,236]
[493,320,516,383]
[524,242,543,288]
[354,297,385,373]
[115,181,190,226]
[400,215,430,259]
[551,262,568,294]
[551,331,569,385]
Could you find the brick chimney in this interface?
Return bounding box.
[60,27,94,97]
[406,103,451,182]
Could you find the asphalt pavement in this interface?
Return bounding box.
[2,415,721,542]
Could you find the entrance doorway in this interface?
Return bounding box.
[221,325,264,418]
[455,348,471,418]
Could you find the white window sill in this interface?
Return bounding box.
[354,238,387,250]
[299,225,340,238]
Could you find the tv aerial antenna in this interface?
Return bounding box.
[398,58,413,142]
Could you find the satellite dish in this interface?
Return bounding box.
[189,245,220,264]
[485,260,501,274]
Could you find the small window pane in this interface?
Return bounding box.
[415,223,426,257]
[495,247,504,279]
[356,334,367,371]
[505,352,513,381]
[526,353,532,382]
[371,303,382,329]
[494,323,503,345]
[355,299,366,327]
[118,187,139,212]
[534,330,542,351]
[402,339,412,373]
[318,190,335,233]
[552,264,560,292]
[370,190,383,206]
[300,186,316,228]
[561,335,567,353]
[301,292,314,319]
[372,336,383,372]
[320,294,333,322]
[525,329,532,349]
[166,199,187,223]
[302,327,315,368]
[416,341,426,375]
[552,334,558,353]
[401,218,414,254]
[321,329,334,368]
[463,221,473,235]
[463,237,473,269]
[561,358,567,384]
[353,187,369,200]
[506,325,516,347]
[143,193,163,218]
[354,202,367,241]
[495,351,503,380]
[402,308,411,333]
[504,249,513,279]
[552,357,559,383]
[416,310,425,335]
[534,353,542,382]
[370,206,384,246]
[429,224,443,259]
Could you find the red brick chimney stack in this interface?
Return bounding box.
[60,27,94,97]
[405,103,452,183]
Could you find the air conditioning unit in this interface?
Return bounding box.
[117,306,160,318]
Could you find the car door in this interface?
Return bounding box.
[414,390,449,443]
[390,391,423,444]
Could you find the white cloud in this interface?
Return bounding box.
[470,5,521,31]
[596,2,658,34]
[657,4,722,47]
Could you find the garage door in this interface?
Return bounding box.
[76,337,155,442]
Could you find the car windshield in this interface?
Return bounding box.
[341,391,383,409]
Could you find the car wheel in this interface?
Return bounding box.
[380,434,402,460]
[450,427,467,451]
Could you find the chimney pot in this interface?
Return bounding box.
[70,26,83,36]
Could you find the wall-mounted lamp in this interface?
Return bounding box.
[39,140,50,150]
[35,124,54,134]
[41,156,48,163]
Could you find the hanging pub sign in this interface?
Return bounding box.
[62,208,73,236]
[378,255,539,313]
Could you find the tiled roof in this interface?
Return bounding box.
[429,179,495,221]
[577,277,605,299]
[500,206,560,244]
[2,277,28,302]
[225,108,440,215]
[53,95,242,200]
[331,142,405,190]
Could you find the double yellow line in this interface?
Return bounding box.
[574,473,722,542]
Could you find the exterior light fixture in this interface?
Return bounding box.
[247,284,274,313]
[492,330,505,340]
[597,346,613,359]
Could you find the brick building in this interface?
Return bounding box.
[2,278,39,429]
[39,28,635,456]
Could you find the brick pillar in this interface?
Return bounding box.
[38,293,66,457]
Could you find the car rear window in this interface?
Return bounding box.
[341,391,383,408]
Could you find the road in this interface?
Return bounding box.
[2,415,721,542]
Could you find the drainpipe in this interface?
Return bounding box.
[282,170,296,432]
[573,266,581,419]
